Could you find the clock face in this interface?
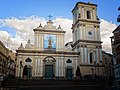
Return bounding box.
[88,31,92,35]
[87,30,94,40]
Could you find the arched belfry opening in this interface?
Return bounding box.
[43,56,56,79]
[87,10,91,19]
[23,58,32,79]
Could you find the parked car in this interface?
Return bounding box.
[112,81,120,90]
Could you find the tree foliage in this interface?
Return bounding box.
[75,66,81,77]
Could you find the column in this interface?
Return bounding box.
[59,58,62,77]
[38,34,40,48]
[96,48,99,63]
[58,35,60,50]
[38,58,41,77]
[84,47,87,63]
[77,29,79,40]
[94,27,97,40]
[97,27,101,41]
[37,34,39,48]
[61,58,64,76]
[92,9,94,20]
[36,34,38,47]
[62,34,65,50]
[63,56,65,77]
[82,7,84,19]
[33,56,35,77]
[94,53,96,63]
[73,32,75,43]
[34,32,37,46]
[34,58,38,77]
[41,57,43,77]
[99,48,102,62]
[39,34,42,50]
[80,26,83,39]
[83,26,86,39]
[88,52,90,64]
[56,35,58,50]
[41,34,44,50]
[58,58,61,77]
[81,47,84,63]
[55,58,59,77]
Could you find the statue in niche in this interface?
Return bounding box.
[48,37,52,49]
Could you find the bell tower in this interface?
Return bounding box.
[72,2,103,76]
[72,2,101,42]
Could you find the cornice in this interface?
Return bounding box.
[72,39,102,47]
[71,19,100,29]
[16,50,80,55]
[80,64,104,67]
[0,51,8,59]
[72,2,97,13]
[33,29,66,33]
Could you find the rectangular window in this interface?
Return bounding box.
[90,53,93,63]
[105,58,107,64]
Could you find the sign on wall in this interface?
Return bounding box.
[44,34,56,50]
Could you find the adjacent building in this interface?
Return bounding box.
[110,6,120,82]
[0,41,16,85]
[111,25,120,81]
[102,51,114,79]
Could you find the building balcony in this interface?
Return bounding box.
[113,40,120,44]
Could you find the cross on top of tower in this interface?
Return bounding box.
[48,14,52,21]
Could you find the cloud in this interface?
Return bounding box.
[53,17,73,43]
[0,16,117,53]
[0,16,47,50]
[100,19,117,53]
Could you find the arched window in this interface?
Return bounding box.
[66,59,72,63]
[87,11,91,19]
[90,53,93,63]
[116,46,120,55]
[25,57,32,62]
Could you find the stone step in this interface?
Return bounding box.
[6,79,104,86]
[17,85,105,90]
[2,79,112,90]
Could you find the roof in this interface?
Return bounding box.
[102,51,113,57]
[65,42,73,47]
[72,1,97,12]
[113,25,120,33]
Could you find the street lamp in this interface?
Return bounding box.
[91,67,94,75]
[97,63,99,76]
[104,74,108,90]
[94,61,96,75]
[91,66,95,79]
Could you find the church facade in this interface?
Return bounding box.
[16,2,104,79]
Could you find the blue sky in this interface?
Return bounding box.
[0,0,119,23]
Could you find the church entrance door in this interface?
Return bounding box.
[66,68,73,79]
[45,65,53,79]
[23,65,32,79]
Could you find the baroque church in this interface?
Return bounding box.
[16,2,104,79]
